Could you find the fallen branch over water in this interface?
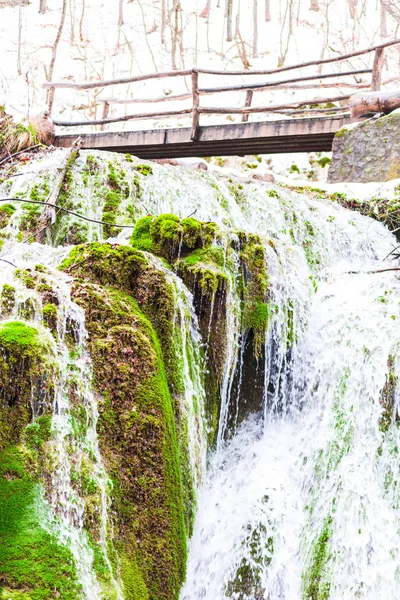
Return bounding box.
[348,267,400,274]
[0,198,135,229]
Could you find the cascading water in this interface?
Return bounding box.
[2,148,400,599]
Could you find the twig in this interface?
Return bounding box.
[348,267,400,274]
[0,258,17,268]
[0,144,42,168]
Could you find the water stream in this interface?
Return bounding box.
[2,150,400,598]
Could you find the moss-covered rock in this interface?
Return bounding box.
[0,321,56,450]
[0,319,83,599]
[68,281,187,600]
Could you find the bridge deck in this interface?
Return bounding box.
[54,115,351,159]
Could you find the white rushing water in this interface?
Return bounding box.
[3,150,400,599]
[181,233,400,598]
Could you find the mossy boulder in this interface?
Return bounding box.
[68,281,187,600]
[130,214,219,263]
[328,111,400,183]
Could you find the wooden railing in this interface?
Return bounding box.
[43,38,400,140]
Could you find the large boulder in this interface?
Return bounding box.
[328,110,400,183]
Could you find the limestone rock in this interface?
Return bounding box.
[328,110,400,183]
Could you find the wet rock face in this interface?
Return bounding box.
[328,111,400,183]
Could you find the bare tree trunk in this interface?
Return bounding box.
[17,6,22,76]
[206,0,212,52]
[39,0,47,13]
[310,0,319,10]
[226,0,233,42]
[252,0,258,57]
[348,0,358,19]
[47,0,67,115]
[118,0,124,27]
[265,0,271,21]
[380,0,387,37]
[171,0,181,70]
[235,14,250,69]
[79,0,85,42]
[278,0,294,67]
[161,0,167,44]
[69,0,75,44]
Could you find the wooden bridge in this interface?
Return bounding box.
[45,39,400,159]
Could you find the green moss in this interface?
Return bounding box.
[102,190,122,238]
[0,203,16,228]
[0,321,40,348]
[0,446,81,599]
[1,284,16,315]
[335,128,347,138]
[69,282,187,600]
[302,516,333,600]
[42,303,58,331]
[134,164,153,176]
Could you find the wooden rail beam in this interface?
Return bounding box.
[199,69,372,94]
[42,38,400,90]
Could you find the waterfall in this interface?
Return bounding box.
[2,149,400,599]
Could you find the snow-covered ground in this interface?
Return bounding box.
[1,0,399,131]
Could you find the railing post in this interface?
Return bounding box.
[191,69,200,141]
[100,101,110,131]
[242,90,253,122]
[371,47,385,91]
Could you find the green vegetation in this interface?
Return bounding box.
[302,516,333,600]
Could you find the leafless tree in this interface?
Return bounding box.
[161,0,167,44]
[348,0,358,19]
[39,0,47,13]
[380,0,388,37]
[235,14,250,68]
[47,0,67,114]
[79,0,85,42]
[265,0,271,21]
[17,6,22,75]
[252,0,258,57]
[226,0,233,42]
[171,0,181,69]
[278,0,294,67]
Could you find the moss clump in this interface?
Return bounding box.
[239,235,270,358]
[0,322,56,451]
[1,283,16,315]
[130,214,220,263]
[42,303,58,332]
[380,356,399,433]
[102,190,121,238]
[134,163,153,176]
[0,203,16,228]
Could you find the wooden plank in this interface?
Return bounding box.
[199,69,372,94]
[54,115,350,159]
